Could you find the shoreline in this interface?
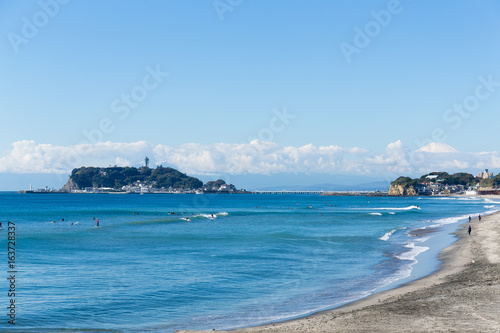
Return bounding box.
[177,207,500,332]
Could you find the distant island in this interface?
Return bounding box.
[388,170,500,196]
[19,165,244,194]
[18,163,500,196]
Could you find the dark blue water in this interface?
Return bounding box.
[0,193,497,332]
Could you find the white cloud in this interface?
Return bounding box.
[153,140,369,175]
[367,141,500,179]
[0,140,499,177]
[0,140,153,174]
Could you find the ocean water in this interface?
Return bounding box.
[0,192,498,332]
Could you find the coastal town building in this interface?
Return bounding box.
[414,183,430,195]
[413,181,465,196]
[219,184,236,192]
[477,169,493,179]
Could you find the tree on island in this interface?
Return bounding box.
[495,173,500,185]
[66,166,203,190]
[418,172,477,186]
[390,171,484,196]
[391,176,419,188]
[204,179,226,190]
[479,178,496,189]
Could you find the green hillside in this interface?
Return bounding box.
[67,166,203,190]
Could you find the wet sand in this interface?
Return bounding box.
[177,210,500,333]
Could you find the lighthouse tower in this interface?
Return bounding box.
[145,156,149,168]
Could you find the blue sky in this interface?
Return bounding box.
[1,0,500,190]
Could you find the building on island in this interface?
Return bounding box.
[219,184,236,192]
[477,169,493,179]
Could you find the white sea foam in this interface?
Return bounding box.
[379,229,397,241]
[429,209,500,228]
[377,265,413,289]
[431,213,471,226]
[396,243,429,261]
[370,212,382,216]
[372,205,421,211]
[196,214,215,219]
[414,236,432,243]
[484,198,500,204]
[193,212,228,219]
[388,212,395,215]
[434,197,481,201]
[484,205,497,209]
[457,197,481,201]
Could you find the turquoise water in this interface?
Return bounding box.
[0,193,498,332]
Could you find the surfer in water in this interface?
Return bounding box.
[96,219,100,227]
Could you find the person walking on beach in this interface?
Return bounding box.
[468,225,472,236]
[479,215,482,221]
[469,216,471,223]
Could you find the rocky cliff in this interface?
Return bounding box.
[62,178,79,192]
[388,184,417,196]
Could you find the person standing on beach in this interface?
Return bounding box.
[469,216,471,222]
[479,215,481,221]
[468,225,472,235]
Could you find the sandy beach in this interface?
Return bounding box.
[177,206,500,333]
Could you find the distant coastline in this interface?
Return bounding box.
[388,170,499,197]
[17,168,500,197]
